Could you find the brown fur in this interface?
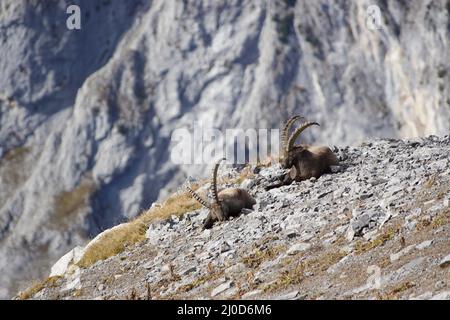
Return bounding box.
[187,159,256,229]
[284,145,338,180]
[266,117,338,190]
[203,188,256,229]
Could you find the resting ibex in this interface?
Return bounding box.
[266,115,338,190]
[186,158,256,229]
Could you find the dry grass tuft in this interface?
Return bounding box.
[241,245,285,269]
[354,226,398,255]
[165,264,225,298]
[390,281,416,295]
[77,188,202,268]
[263,263,304,293]
[431,210,449,228]
[310,250,348,272]
[423,174,438,188]
[135,190,202,225]
[256,154,280,168]
[215,164,255,186]
[378,255,392,268]
[376,281,416,299]
[54,177,96,217]
[2,146,31,162]
[263,248,347,294]
[0,146,31,187]
[17,276,61,300]
[77,221,147,268]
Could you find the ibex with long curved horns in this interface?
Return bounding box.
[186,158,256,229]
[266,116,338,190]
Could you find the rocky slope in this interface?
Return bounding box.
[1,0,449,298]
[19,136,450,300]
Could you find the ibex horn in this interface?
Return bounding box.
[186,186,211,209]
[287,121,320,151]
[211,158,225,206]
[282,115,304,152]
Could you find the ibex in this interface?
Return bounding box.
[266,115,338,190]
[186,158,256,229]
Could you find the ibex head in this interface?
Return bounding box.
[280,115,320,171]
[186,158,229,226]
[265,115,338,190]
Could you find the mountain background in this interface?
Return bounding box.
[0,0,449,298]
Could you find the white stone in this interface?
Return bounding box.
[275,290,302,300]
[390,245,415,262]
[211,281,233,297]
[431,291,450,300]
[50,246,85,277]
[346,226,355,242]
[63,268,82,292]
[242,290,263,299]
[225,263,246,275]
[438,254,450,268]
[378,212,391,229]
[287,243,311,255]
[410,291,433,300]
[415,240,433,250]
[240,179,255,189]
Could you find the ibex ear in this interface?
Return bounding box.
[289,165,297,180]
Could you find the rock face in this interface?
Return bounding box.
[0,0,449,298]
[19,136,450,300]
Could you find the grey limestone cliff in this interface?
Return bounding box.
[0,0,449,298]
